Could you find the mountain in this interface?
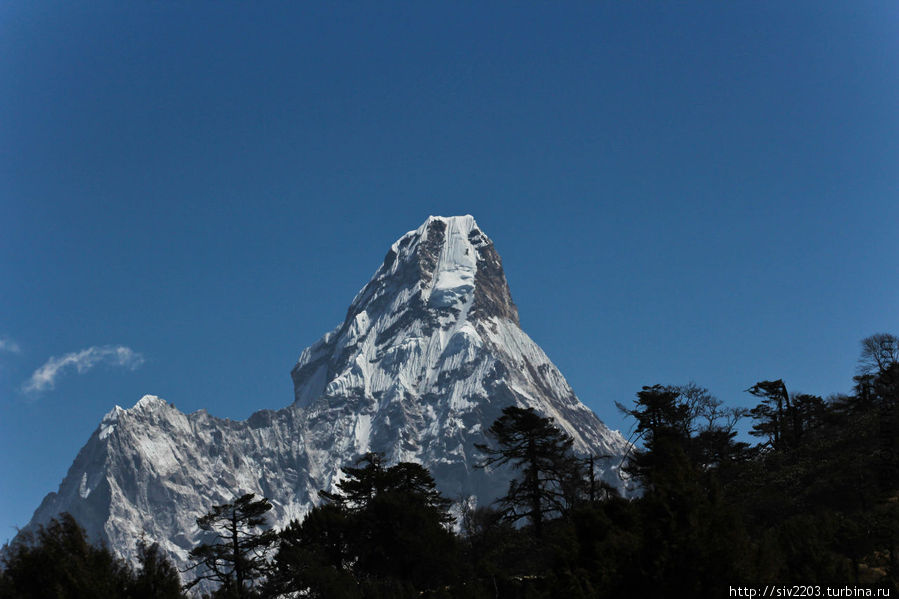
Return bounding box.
[16,215,630,571]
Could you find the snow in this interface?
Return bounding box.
[99,423,117,440]
[98,405,125,440]
[79,472,90,499]
[133,394,165,411]
[22,215,631,578]
[427,216,478,308]
[354,414,372,454]
[289,214,628,462]
[134,433,181,477]
[294,363,328,406]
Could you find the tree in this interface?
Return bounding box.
[616,385,692,488]
[184,494,277,598]
[0,513,133,599]
[746,380,829,453]
[853,335,899,502]
[130,540,185,599]
[475,406,582,538]
[859,333,899,376]
[268,453,460,597]
[616,384,752,595]
[319,453,452,522]
[746,379,797,449]
[265,504,359,599]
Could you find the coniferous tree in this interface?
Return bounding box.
[265,504,359,599]
[618,384,750,595]
[5,333,898,597]
[184,494,277,598]
[459,503,528,592]
[268,454,461,598]
[617,385,692,488]
[0,513,133,599]
[129,540,186,599]
[475,406,582,539]
[319,453,453,522]
[733,336,899,587]
[746,379,796,449]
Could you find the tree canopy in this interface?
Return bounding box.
[184,493,277,599]
[475,405,583,538]
[0,514,184,599]
[266,453,461,598]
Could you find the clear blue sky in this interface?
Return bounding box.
[2,2,897,544]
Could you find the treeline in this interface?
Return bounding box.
[0,515,183,598]
[2,334,896,598]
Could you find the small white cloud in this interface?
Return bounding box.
[23,345,145,393]
[0,336,21,354]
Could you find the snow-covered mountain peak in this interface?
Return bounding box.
[288,215,623,463]
[132,394,166,411]
[412,214,478,241]
[19,214,630,579]
[343,214,516,323]
[291,215,524,411]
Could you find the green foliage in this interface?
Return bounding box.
[617,384,751,595]
[266,504,360,598]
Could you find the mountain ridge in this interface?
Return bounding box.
[16,215,630,572]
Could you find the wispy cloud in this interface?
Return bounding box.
[23,345,145,393]
[0,336,21,354]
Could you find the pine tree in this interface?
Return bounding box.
[184,494,277,598]
[268,454,460,597]
[618,384,752,595]
[129,540,186,599]
[0,513,133,599]
[265,504,359,599]
[319,453,452,522]
[475,406,582,539]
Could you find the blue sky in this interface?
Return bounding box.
[2,2,897,544]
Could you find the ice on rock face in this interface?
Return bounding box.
[98,405,125,440]
[133,394,165,411]
[425,216,477,309]
[78,473,90,499]
[18,215,631,577]
[289,213,628,476]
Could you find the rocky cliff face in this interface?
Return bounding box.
[19,215,629,570]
